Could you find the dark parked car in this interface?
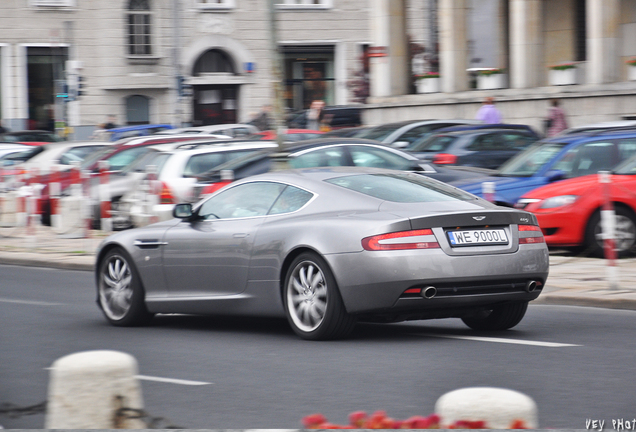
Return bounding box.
[407,126,539,170]
[287,105,363,130]
[193,138,497,199]
[0,130,63,145]
[355,119,482,148]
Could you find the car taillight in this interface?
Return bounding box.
[201,181,232,197]
[432,153,458,165]
[362,229,440,251]
[518,224,545,244]
[159,182,174,204]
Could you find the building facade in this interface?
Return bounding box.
[0,0,431,139]
[366,0,636,132]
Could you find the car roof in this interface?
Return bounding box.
[158,141,280,156]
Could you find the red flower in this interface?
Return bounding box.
[302,413,327,429]
[348,411,368,428]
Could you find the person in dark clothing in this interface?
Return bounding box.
[104,115,118,130]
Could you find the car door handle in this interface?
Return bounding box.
[233,233,248,238]
[134,240,168,248]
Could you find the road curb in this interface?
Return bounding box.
[0,255,94,272]
[534,292,636,311]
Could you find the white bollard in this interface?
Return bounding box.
[45,350,145,429]
[482,181,496,203]
[435,387,538,429]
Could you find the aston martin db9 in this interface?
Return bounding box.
[95,167,549,340]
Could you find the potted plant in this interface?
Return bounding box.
[549,62,578,85]
[415,71,441,93]
[477,68,507,90]
[626,57,636,81]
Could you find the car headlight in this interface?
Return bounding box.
[539,195,579,209]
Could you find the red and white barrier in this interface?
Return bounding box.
[49,165,62,230]
[99,160,112,232]
[598,171,619,290]
[82,169,92,238]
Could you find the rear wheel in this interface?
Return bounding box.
[97,247,153,326]
[283,252,356,340]
[461,301,528,331]
[584,207,636,258]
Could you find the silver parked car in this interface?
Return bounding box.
[95,167,549,340]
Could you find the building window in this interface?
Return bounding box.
[282,45,335,111]
[30,0,76,6]
[126,95,150,125]
[127,0,153,56]
[195,0,236,10]
[276,0,333,9]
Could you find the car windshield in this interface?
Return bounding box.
[407,134,458,152]
[80,146,116,169]
[497,142,568,177]
[325,173,476,203]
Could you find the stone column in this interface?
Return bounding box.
[509,0,543,88]
[369,0,409,97]
[586,0,620,84]
[439,0,469,93]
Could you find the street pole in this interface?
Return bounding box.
[172,0,183,128]
[268,0,286,152]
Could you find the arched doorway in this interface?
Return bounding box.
[192,48,238,126]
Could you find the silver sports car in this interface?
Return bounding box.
[95,167,549,340]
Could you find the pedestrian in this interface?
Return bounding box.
[307,100,325,131]
[104,115,118,130]
[251,105,273,131]
[545,98,569,137]
[475,97,502,124]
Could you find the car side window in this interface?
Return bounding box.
[289,147,347,168]
[198,182,286,220]
[553,141,617,177]
[269,186,314,215]
[183,153,227,177]
[466,134,498,151]
[500,133,535,150]
[398,125,434,144]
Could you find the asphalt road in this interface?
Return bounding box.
[1,264,635,430]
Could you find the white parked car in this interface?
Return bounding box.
[154,124,258,138]
[118,141,280,227]
[17,141,110,173]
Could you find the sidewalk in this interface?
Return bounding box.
[1,225,635,311]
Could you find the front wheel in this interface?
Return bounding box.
[461,301,528,331]
[585,207,636,258]
[283,252,356,340]
[97,247,153,326]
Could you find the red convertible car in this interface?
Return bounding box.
[515,155,636,257]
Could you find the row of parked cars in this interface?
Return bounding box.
[2,117,635,257]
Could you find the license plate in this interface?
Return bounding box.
[447,228,508,246]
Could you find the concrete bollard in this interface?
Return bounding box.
[45,350,146,429]
[435,387,538,429]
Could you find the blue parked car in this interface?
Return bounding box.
[449,128,636,206]
[108,124,174,142]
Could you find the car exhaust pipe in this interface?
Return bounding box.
[421,286,437,299]
[526,280,537,293]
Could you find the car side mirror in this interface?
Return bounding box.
[392,141,409,149]
[546,169,565,182]
[173,203,193,219]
